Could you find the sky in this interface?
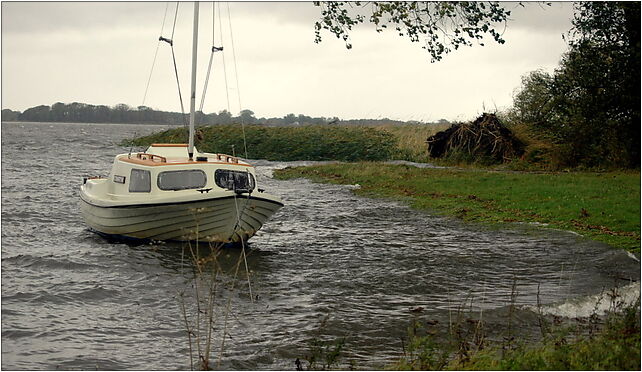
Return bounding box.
[1,1,575,122]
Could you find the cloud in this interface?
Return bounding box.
[1,2,163,34]
[1,2,575,121]
[504,2,575,34]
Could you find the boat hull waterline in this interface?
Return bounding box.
[80,193,283,243]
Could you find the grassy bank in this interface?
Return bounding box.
[274,163,640,252]
[123,124,448,162]
[373,123,450,162]
[392,296,640,370]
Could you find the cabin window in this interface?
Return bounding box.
[157,170,206,191]
[129,169,151,193]
[214,169,255,192]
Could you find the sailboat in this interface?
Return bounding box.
[80,3,283,243]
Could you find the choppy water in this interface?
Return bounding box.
[1,122,639,370]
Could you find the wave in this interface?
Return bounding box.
[530,282,640,318]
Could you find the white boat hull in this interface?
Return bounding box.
[80,193,283,243]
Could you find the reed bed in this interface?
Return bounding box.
[124,123,449,163]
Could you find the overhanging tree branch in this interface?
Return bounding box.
[313,1,512,62]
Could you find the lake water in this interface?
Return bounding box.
[1,122,639,370]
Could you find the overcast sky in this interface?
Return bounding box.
[2,1,575,122]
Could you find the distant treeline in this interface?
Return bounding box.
[1,102,448,127]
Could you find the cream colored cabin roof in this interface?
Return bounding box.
[120,143,251,167]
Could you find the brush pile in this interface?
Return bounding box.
[426,113,524,163]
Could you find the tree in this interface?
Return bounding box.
[313,1,512,62]
[217,110,232,125]
[238,109,257,124]
[283,113,297,125]
[112,103,131,123]
[51,102,68,122]
[563,1,640,167]
[510,70,557,135]
[1,109,20,121]
[510,2,640,167]
[96,105,111,123]
[19,105,51,122]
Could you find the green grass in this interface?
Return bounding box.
[392,298,640,370]
[274,163,641,252]
[123,123,449,162]
[124,124,400,161]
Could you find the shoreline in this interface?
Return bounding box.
[274,162,641,252]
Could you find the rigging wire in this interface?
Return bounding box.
[142,2,170,106]
[158,2,188,128]
[170,1,179,40]
[198,2,218,113]
[218,2,232,116]
[226,2,248,159]
[223,3,253,306]
[171,46,188,128]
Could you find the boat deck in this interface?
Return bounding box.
[118,152,251,167]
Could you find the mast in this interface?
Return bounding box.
[188,2,200,160]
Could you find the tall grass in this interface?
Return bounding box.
[125,119,634,170]
[124,123,449,162]
[392,285,640,370]
[177,211,256,370]
[373,123,450,162]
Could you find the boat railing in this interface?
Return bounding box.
[135,153,167,163]
[214,154,239,164]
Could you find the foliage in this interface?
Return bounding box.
[389,283,640,371]
[126,123,449,163]
[126,124,400,162]
[178,241,258,370]
[456,298,641,370]
[1,108,20,121]
[16,102,187,124]
[274,163,641,252]
[509,70,557,138]
[374,122,450,162]
[313,1,512,62]
[126,122,450,164]
[509,2,640,168]
[6,101,445,128]
[301,315,348,370]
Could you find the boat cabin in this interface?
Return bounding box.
[83,144,257,200]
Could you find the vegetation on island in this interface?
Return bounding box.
[1,102,434,128]
[122,123,448,162]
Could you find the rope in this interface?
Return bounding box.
[142,2,169,106]
[218,3,232,116]
[226,3,249,159]
[229,185,254,302]
[223,6,254,298]
[221,4,254,302]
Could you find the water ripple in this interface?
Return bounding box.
[1,122,639,370]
